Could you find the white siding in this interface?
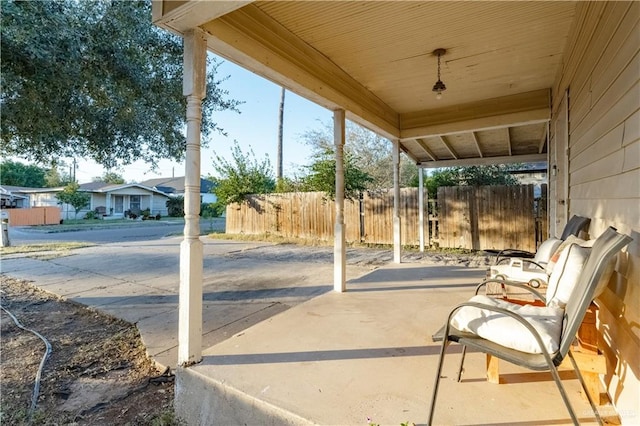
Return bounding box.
[552,2,639,421]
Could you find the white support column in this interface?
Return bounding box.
[393,141,401,263]
[418,168,425,252]
[178,28,206,366]
[334,109,346,292]
[105,193,111,216]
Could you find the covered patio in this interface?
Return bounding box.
[175,261,608,425]
[151,1,639,424]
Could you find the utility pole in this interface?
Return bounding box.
[277,87,285,180]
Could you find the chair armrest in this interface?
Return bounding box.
[494,249,536,264]
[475,278,546,303]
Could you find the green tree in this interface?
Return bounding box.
[300,121,416,190]
[166,196,184,217]
[210,141,275,206]
[56,183,90,219]
[93,172,125,184]
[300,148,373,200]
[1,0,240,169]
[44,162,72,187]
[414,165,521,198]
[0,160,47,187]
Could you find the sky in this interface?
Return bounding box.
[72,55,334,184]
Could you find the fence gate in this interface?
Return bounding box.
[437,185,537,252]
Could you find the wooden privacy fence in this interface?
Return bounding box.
[4,207,60,226]
[226,185,546,251]
[438,185,538,252]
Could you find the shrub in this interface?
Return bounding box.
[84,210,97,220]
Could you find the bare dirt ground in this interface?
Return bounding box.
[0,276,176,425]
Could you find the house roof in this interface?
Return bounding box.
[78,182,170,196]
[152,1,578,167]
[138,177,215,194]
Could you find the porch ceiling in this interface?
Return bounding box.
[153,1,578,167]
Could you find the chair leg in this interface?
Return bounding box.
[568,351,603,426]
[547,359,580,425]
[427,339,450,425]
[456,346,467,382]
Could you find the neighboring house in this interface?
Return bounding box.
[7,182,171,220]
[0,186,30,208]
[139,177,217,204]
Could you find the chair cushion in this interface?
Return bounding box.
[545,235,593,274]
[546,243,590,308]
[533,238,562,264]
[450,295,564,354]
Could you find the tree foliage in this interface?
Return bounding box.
[300,148,372,200]
[1,0,240,168]
[415,165,521,198]
[210,141,276,206]
[44,162,73,187]
[0,160,47,187]
[94,172,125,184]
[300,121,417,190]
[166,196,184,217]
[56,183,90,218]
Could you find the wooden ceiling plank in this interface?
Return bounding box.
[415,139,438,161]
[471,132,484,158]
[438,135,459,159]
[419,153,547,168]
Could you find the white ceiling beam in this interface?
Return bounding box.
[538,122,549,153]
[200,4,400,140]
[419,153,548,169]
[504,127,512,156]
[438,135,459,159]
[398,141,418,163]
[400,89,550,140]
[471,132,483,158]
[152,1,253,33]
[415,139,437,161]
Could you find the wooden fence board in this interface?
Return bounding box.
[5,207,60,226]
[227,186,542,251]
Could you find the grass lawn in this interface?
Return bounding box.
[0,242,94,255]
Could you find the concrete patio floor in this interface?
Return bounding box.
[2,237,610,425]
[177,262,607,426]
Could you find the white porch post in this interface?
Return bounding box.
[178,28,206,366]
[105,193,111,216]
[393,141,401,263]
[418,168,425,252]
[334,109,346,292]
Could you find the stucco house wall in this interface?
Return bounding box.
[551,2,639,421]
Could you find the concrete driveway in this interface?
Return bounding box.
[1,235,387,368]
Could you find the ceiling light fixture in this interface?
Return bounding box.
[432,48,447,100]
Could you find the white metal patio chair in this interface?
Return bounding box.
[428,226,632,425]
[488,215,592,288]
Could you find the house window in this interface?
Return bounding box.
[130,195,141,213]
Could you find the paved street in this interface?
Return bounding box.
[7,218,224,244]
